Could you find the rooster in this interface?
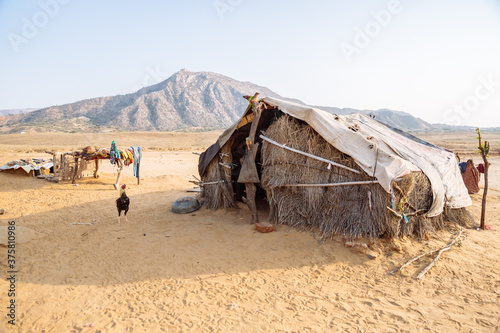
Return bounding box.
[116,184,130,224]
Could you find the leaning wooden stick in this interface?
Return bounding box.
[394,248,440,274]
[392,228,465,277]
[416,228,465,279]
[417,240,461,279]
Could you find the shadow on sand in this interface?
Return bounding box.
[0,180,372,287]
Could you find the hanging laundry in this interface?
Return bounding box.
[458,162,467,173]
[130,146,142,179]
[121,149,134,166]
[97,148,110,159]
[110,140,120,164]
[460,159,480,194]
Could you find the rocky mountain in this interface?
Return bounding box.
[0,70,490,133]
[0,70,298,133]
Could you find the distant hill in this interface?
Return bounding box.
[311,106,434,132]
[431,123,500,133]
[0,70,496,133]
[0,108,37,116]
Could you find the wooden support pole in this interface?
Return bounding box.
[477,128,490,230]
[94,159,100,178]
[72,157,79,184]
[114,167,123,190]
[243,184,259,223]
[52,153,61,182]
[242,93,262,224]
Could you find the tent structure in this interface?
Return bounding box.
[198,94,473,240]
[0,158,53,177]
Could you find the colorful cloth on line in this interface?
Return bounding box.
[110,140,120,164]
[79,148,110,160]
[121,149,134,166]
[78,144,135,168]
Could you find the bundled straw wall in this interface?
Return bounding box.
[260,116,471,240]
[200,140,235,210]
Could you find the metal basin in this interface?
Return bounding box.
[171,196,201,214]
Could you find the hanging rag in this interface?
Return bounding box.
[110,140,120,164]
[123,148,134,166]
[460,160,480,194]
[458,162,467,173]
[131,146,142,178]
[477,163,485,174]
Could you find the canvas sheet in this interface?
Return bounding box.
[262,97,471,216]
[0,162,53,174]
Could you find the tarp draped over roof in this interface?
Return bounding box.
[199,97,472,217]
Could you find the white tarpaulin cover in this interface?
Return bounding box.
[0,160,53,175]
[261,97,471,217]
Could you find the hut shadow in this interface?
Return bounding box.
[0,171,122,193]
[0,189,371,287]
[0,172,55,192]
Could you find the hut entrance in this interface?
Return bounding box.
[230,107,283,214]
[200,106,284,214]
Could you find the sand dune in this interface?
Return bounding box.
[0,132,499,332]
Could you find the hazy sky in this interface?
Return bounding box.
[1,0,499,127]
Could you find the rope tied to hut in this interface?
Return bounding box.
[191,179,228,186]
[260,161,349,178]
[219,162,234,169]
[260,134,361,174]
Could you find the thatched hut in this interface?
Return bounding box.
[198,95,473,240]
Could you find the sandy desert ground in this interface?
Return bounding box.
[0,131,499,332]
